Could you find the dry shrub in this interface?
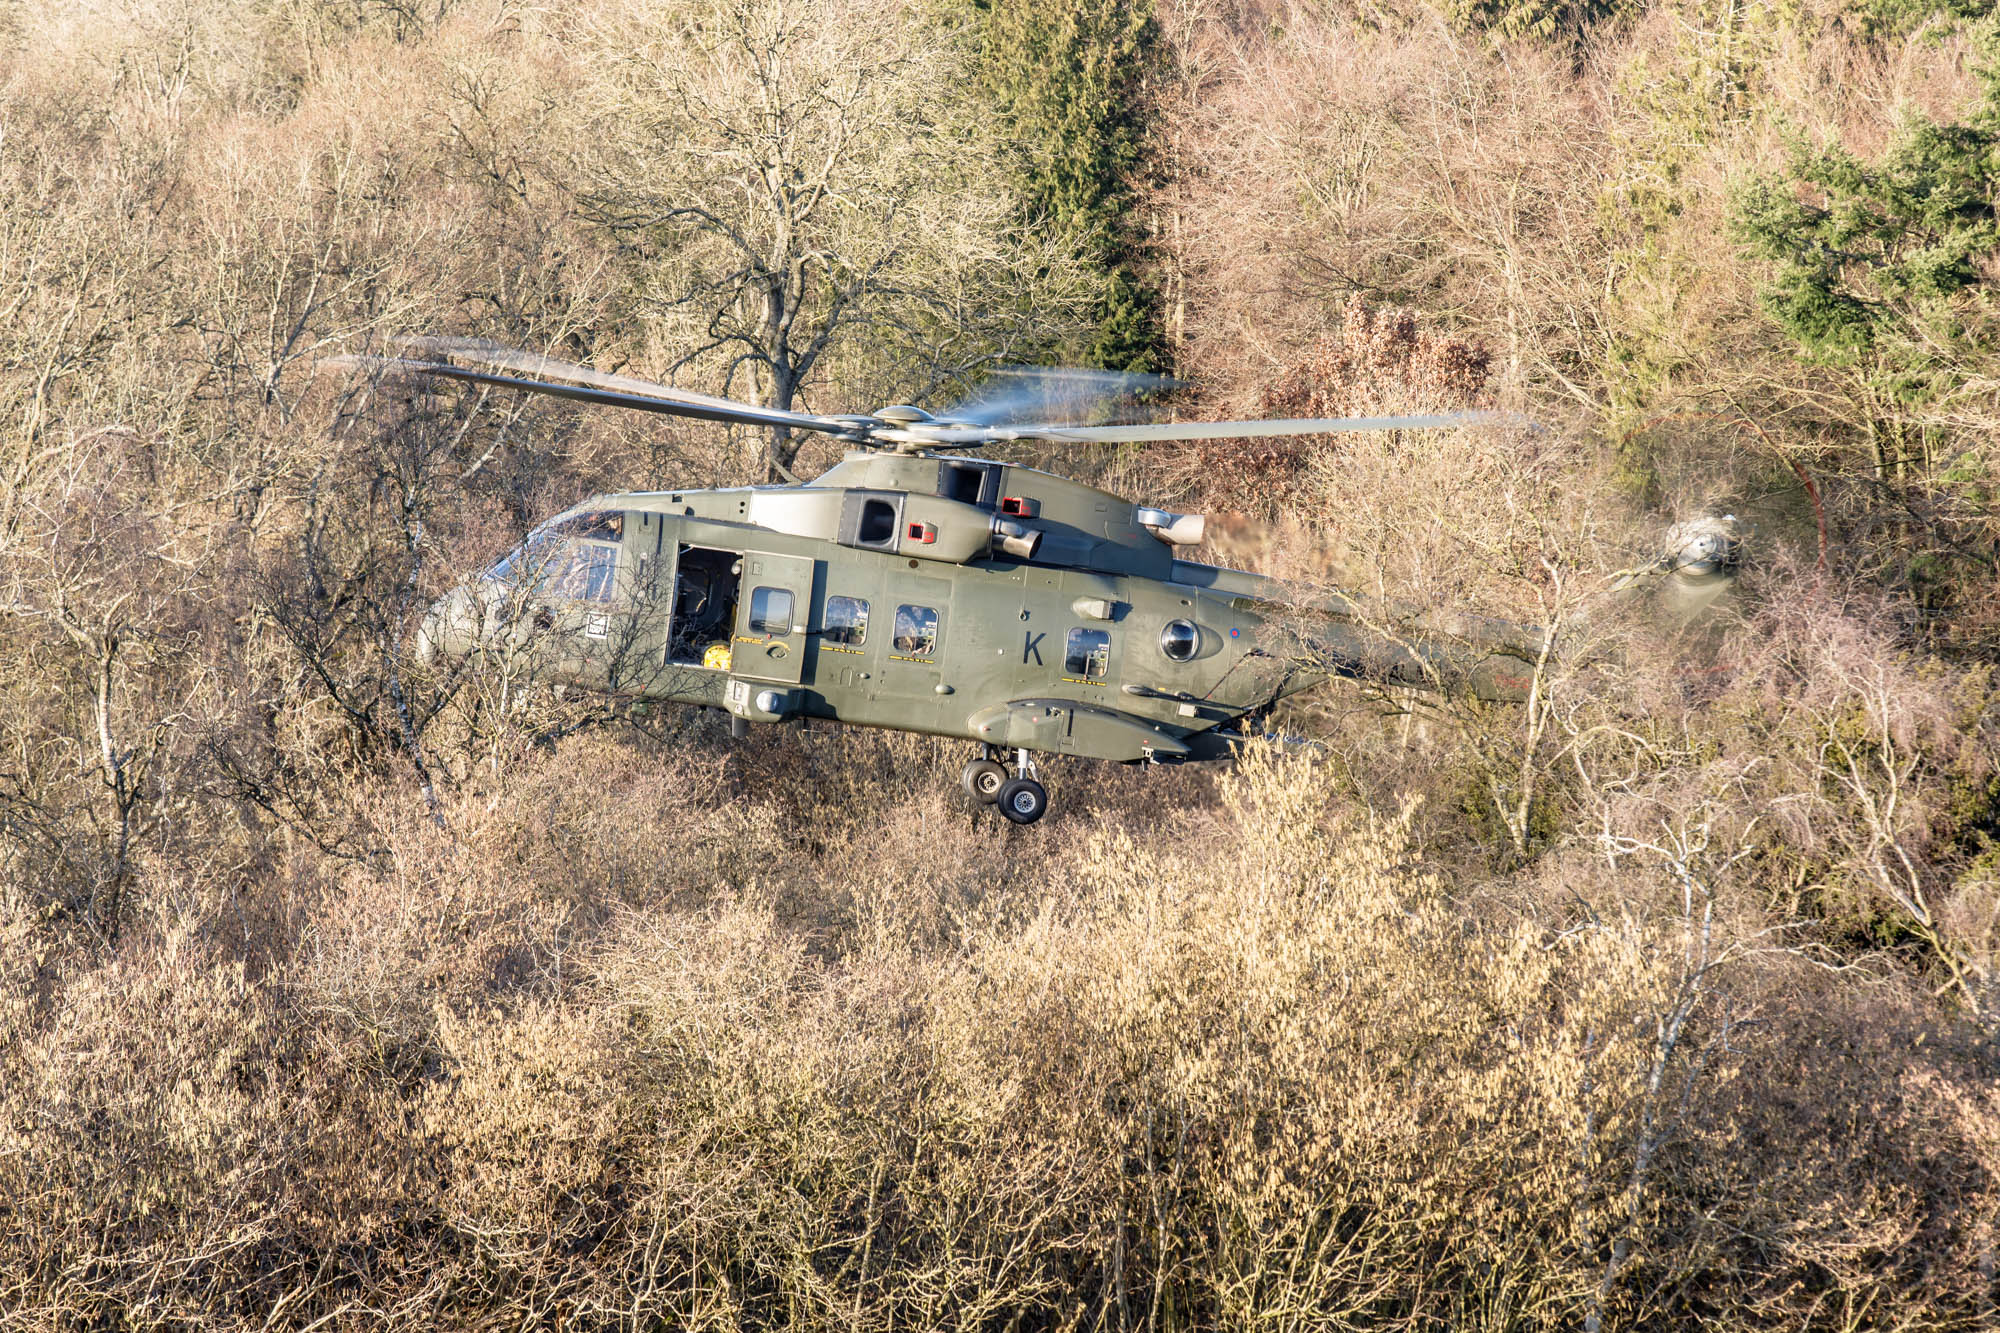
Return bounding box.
[1245,298,1496,477]
[586,894,1081,1327]
[5,727,1996,1328]
[413,998,626,1306]
[0,912,427,1323]
[561,744,1994,1327]
[455,730,791,911]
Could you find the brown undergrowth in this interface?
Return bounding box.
[4,739,1996,1328]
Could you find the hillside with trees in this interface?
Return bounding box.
[1,0,1996,1327]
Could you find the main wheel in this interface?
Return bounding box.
[961,758,1008,804]
[997,777,1048,825]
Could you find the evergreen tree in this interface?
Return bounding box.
[1442,0,1633,42]
[1732,37,2000,474]
[962,0,1164,371]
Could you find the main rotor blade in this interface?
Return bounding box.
[398,337,768,419]
[941,365,1185,428]
[335,352,861,438]
[888,410,1517,447]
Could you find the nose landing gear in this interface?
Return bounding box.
[961,746,1048,824]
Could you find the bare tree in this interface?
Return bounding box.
[0,429,206,941]
[573,0,1098,478]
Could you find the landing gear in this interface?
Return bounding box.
[997,777,1047,824]
[961,758,1008,803]
[965,746,1049,824]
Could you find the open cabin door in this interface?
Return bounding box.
[731,551,814,686]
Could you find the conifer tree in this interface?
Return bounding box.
[963,0,1164,371]
[1443,0,1631,41]
[1733,37,2000,479]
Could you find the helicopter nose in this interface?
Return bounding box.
[415,585,478,665]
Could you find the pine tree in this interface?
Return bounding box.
[962,0,1164,371]
[1442,0,1632,42]
[1732,35,2000,474]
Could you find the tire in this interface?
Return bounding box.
[961,758,1008,804]
[997,777,1048,825]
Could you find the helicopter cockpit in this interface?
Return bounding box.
[484,509,625,605]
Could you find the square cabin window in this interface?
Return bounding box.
[1065,627,1110,678]
[749,586,794,635]
[892,604,938,656]
[824,595,869,646]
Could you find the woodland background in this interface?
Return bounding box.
[2,0,1999,1327]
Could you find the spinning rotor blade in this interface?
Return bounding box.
[396,338,774,419]
[940,365,1185,427]
[333,345,862,438]
[890,410,1514,447]
[332,338,1520,455]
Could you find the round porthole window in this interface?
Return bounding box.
[1160,619,1199,662]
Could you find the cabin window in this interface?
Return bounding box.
[1065,627,1111,679]
[892,604,938,656]
[824,596,869,646]
[858,499,897,546]
[1160,619,1199,662]
[748,586,794,635]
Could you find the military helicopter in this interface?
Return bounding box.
[343,339,1731,825]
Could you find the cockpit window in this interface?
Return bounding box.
[551,510,623,542]
[483,534,550,584]
[545,543,618,603]
[484,535,618,604]
[482,510,625,585]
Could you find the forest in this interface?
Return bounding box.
[1,0,1997,1327]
